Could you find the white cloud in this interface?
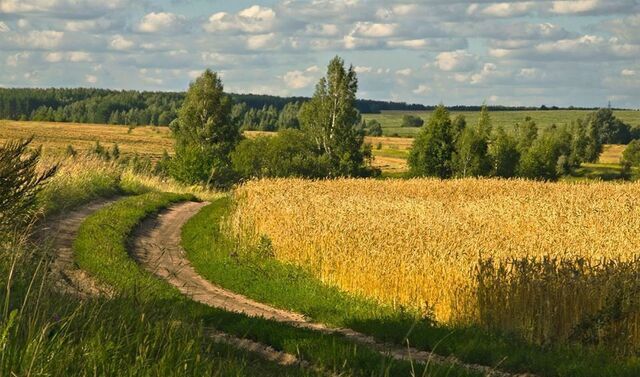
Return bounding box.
[471,63,498,84]
[45,52,63,62]
[435,50,477,72]
[550,0,599,14]
[246,33,276,50]
[396,68,412,77]
[354,66,373,74]
[413,84,430,95]
[138,12,185,33]
[305,23,340,36]
[387,39,428,49]
[352,22,397,38]
[69,51,92,62]
[85,74,98,84]
[65,18,113,32]
[17,19,29,29]
[0,22,10,32]
[621,69,636,76]
[469,2,537,17]
[6,52,30,67]
[110,35,134,50]
[204,5,276,34]
[282,66,320,89]
[12,30,64,49]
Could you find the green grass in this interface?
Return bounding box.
[2,193,311,376]
[364,110,640,137]
[73,193,478,376]
[182,198,640,377]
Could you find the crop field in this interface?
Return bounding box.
[363,109,640,137]
[230,178,640,346]
[0,120,173,159]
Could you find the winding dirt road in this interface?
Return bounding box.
[131,201,535,377]
[47,198,308,370]
[44,198,118,297]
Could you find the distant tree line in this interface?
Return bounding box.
[409,105,637,181]
[0,88,430,127]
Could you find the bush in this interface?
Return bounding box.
[366,119,383,136]
[622,140,640,166]
[401,115,424,128]
[231,130,331,179]
[0,138,56,233]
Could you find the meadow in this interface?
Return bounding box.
[363,109,640,137]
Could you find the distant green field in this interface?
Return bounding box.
[363,110,640,137]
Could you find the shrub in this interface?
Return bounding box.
[401,114,424,128]
[0,138,56,233]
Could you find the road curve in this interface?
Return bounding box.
[130,201,535,377]
[45,198,119,297]
[45,198,307,370]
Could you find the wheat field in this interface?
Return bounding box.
[229,178,640,347]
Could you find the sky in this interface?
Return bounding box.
[0,0,639,108]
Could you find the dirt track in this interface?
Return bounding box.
[44,198,118,297]
[47,198,307,369]
[131,201,535,377]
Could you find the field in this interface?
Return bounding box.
[230,178,640,347]
[3,121,640,376]
[363,109,640,137]
[0,120,173,159]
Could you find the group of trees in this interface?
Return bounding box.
[409,106,634,181]
[231,102,302,132]
[169,57,375,188]
[0,88,428,128]
[0,88,182,126]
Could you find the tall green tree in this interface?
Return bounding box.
[169,69,240,188]
[298,56,371,177]
[408,105,454,178]
[477,104,492,138]
[490,126,520,178]
[453,126,491,178]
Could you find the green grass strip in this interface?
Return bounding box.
[182,198,640,377]
[74,192,479,377]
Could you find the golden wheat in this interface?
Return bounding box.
[229,178,640,344]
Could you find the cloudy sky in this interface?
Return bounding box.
[1,0,639,107]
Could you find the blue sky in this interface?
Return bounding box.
[0,0,639,107]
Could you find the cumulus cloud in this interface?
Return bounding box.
[467,2,537,18]
[283,66,319,89]
[204,5,276,34]
[435,50,477,72]
[413,84,430,95]
[246,33,277,50]
[1,0,638,107]
[550,0,599,14]
[138,12,186,33]
[110,35,134,50]
[85,74,98,84]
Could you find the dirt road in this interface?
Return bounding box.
[131,201,534,377]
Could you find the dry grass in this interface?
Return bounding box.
[230,178,640,347]
[0,120,173,159]
[599,144,626,164]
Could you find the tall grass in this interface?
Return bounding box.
[229,178,640,351]
[1,152,272,376]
